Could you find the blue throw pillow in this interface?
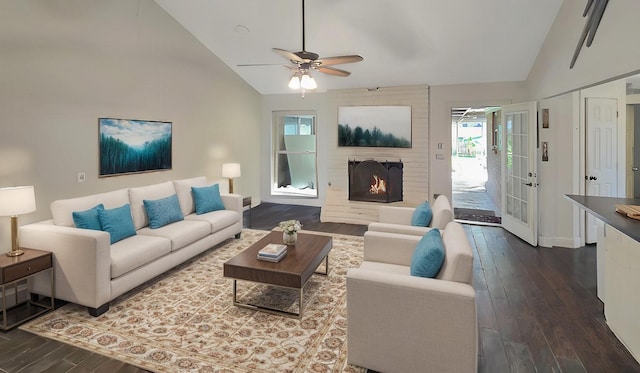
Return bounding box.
[143,194,184,229]
[411,201,433,227]
[72,204,104,230]
[98,204,136,244]
[192,184,225,215]
[410,228,445,278]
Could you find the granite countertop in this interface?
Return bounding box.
[565,194,640,242]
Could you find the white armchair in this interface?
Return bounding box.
[346,221,477,373]
[368,194,453,236]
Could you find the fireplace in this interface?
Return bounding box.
[348,160,403,203]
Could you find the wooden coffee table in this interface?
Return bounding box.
[223,231,332,319]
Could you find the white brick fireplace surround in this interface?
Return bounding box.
[321,85,429,225]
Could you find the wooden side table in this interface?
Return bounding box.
[243,196,252,228]
[0,248,54,330]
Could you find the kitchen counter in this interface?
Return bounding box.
[564,194,640,242]
[565,194,640,364]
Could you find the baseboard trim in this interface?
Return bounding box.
[538,236,581,249]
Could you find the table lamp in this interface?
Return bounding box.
[222,163,241,194]
[0,186,36,257]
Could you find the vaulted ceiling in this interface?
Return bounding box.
[154,0,564,95]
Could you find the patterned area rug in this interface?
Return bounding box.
[21,229,366,373]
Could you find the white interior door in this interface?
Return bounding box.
[585,97,617,243]
[501,102,538,246]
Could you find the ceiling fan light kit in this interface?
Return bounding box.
[240,0,362,95]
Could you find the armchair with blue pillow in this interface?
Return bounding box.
[367,194,454,236]
[346,221,477,373]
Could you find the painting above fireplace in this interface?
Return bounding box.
[338,106,411,148]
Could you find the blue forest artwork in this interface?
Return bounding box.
[99,118,172,176]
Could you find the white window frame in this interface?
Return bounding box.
[271,110,318,198]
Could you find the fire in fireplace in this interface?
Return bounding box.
[348,160,403,203]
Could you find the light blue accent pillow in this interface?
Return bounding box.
[98,204,136,244]
[192,184,225,215]
[72,204,104,231]
[143,194,184,229]
[410,228,445,278]
[411,201,433,227]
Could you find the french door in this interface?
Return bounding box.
[501,102,538,246]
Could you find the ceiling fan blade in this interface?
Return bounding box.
[317,55,363,66]
[273,48,304,63]
[317,66,351,77]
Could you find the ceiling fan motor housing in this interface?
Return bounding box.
[294,51,319,61]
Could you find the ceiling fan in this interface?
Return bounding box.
[239,0,363,91]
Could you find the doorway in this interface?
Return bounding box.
[451,107,501,225]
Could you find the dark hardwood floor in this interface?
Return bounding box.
[1,202,638,372]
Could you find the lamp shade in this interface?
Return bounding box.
[0,186,36,216]
[300,74,317,89]
[288,75,301,89]
[222,163,241,178]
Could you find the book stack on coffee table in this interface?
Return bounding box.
[257,243,287,262]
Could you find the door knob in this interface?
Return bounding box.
[523,182,533,186]
[589,176,598,180]
[633,167,639,172]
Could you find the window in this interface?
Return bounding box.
[272,111,318,197]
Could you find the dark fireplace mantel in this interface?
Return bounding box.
[348,160,403,203]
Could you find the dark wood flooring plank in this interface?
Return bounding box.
[476,289,499,330]
[479,327,510,373]
[503,341,536,373]
[2,339,60,373]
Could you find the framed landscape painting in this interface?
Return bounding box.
[338,105,412,148]
[99,118,172,177]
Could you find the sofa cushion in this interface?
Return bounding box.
[129,181,176,230]
[98,204,137,244]
[410,228,445,278]
[173,176,207,216]
[143,194,184,229]
[137,220,210,251]
[51,189,130,227]
[72,204,104,230]
[411,201,433,227]
[185,209,240,233]
[110,235,171,278]
[192,184,225,214]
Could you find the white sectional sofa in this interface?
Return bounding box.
[19,176,242,316]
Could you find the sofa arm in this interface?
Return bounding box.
[368,222,434,237]
[221,193,242,217]
[363,231,422,266]
[19,223,111,309]
[378,206,414,225]
[346,268,477,373]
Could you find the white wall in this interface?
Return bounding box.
[0,0,262,250]
[538,92,581,248]
[528,0,640,99]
